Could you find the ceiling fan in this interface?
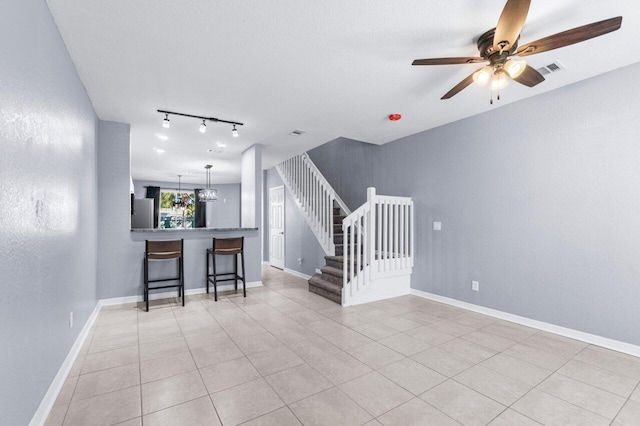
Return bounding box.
[412,0,622,101]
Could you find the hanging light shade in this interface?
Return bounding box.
[473,66,494,86]
[504,59,527,79]
[491,71,509,90]
[198,165,218,202]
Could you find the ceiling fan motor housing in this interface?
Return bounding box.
[477,28,520,61]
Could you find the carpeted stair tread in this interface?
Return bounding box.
[309,274,342,295]
[321,265,343,278]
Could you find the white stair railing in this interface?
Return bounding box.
[276,153,350,256]
[343,187,414,305]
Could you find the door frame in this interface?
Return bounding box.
[268,185,285,269]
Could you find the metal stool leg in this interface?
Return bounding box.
[241,250,246,298]
[234,254,238,290]
[144,256,149,312]
[206,251,210,294]
[180,255,185,306]
[212,252,218,301]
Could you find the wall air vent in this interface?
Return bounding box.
[537,61,565,75]
[289,129,306,136]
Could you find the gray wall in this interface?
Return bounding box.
[97,121,139,300]
[98,123,262,300]
[263,169,326,277]
[307,62,640,346]
[0,0,99,423]
[133,179,241,228]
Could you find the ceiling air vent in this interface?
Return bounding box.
[289,129,306,136]
[536,61,565,75]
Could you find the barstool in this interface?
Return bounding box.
[206,237,245,301]
[144,239,184,312]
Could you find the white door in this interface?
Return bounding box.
[269,186,285,269]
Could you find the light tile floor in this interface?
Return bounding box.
[46,266,640,426]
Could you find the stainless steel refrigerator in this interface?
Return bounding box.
[131,198,155,229]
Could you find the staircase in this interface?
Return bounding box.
[276,154,414,306]
[308,207,348,303]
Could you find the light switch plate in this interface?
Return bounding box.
[433,221,442,231]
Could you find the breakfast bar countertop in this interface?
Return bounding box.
[130,227,258,233]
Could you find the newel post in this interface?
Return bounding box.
[366,187,376,278]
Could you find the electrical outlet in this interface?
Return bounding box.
[297,258,302,265]
[472,281,479,292]
[69,312,74,328]
[433,221,442,231]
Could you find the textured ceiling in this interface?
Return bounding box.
[47,0,639,184]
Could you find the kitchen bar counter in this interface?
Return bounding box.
[130,227,258,233]
[126,227,262,294]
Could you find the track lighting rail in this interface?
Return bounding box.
[157,109,243,127]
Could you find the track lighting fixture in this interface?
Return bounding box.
[157,109,243,137]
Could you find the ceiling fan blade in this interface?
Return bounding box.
[493,0,531,52]
[441,70,478,100]
[517,16,622,57]
[412,57,486,66]
[512,65,545,87]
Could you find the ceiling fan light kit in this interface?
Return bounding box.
[412,0,623,103]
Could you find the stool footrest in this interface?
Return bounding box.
[207,276,244,283]
[148,284,183,291]
[148,277,181,283]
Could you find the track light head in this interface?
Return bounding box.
[163,114,170,128]
[232,125,239,138]
[199,119,207,133]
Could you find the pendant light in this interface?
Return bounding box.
[174,175,183,209]
[198,165,218,202]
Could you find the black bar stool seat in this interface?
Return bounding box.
[144,239,184,311]
[206,237,245,301]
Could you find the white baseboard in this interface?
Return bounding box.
[29,303,101,426]
[100,281,264,306]
[411,289,640,358]
[284,268,312,280]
